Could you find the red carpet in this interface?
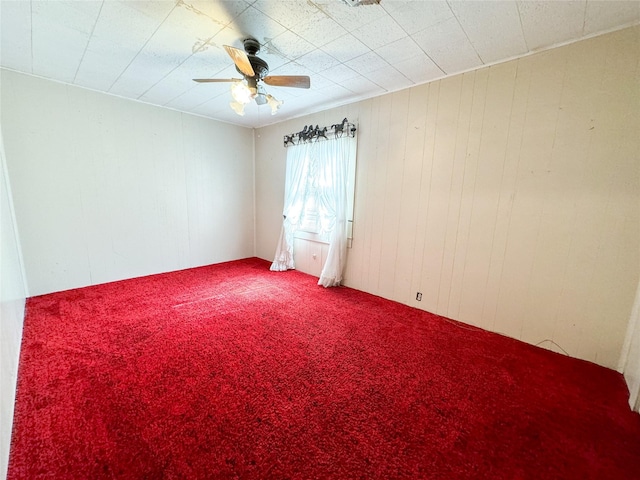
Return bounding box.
[8,258,640,479]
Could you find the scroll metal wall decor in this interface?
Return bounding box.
[283,118,356,147]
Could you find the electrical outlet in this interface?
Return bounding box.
[416,292,422,301]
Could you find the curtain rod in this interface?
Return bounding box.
[283,118,356,147]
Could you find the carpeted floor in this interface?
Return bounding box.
[8,257,640,479]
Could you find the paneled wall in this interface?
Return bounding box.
[293,237,329,278]
[1,70,255,296]
[0,130,27,480]
[255,26,640,369]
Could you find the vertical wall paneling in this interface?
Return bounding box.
[378,90,410,300]
[438,73,475,316]
[293,238,328,278]
[424,75,463,316]
[357,98,381,294]
[255,27,640,369]
[475,62,518,329]
[489,57,532,337]
[366,96,391,295]
[1,70,255,295]
[517,48,571,347]
[254,128,286,265]
[446,69,487,323]
[410,81,441,314]
[393,85,429,305]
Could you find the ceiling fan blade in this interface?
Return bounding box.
[263,75,311,89]
[193,78,238,83]
[224,45,255,77]
[193,78,242,83]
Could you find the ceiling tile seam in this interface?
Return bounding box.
[445,0,484,66]
[368,74,409,93]
[190,88,228,112]
[340,41,421,91]
[379,1,408,34]
[315,2,381,33]
[254,1,334,43]
[308,1,340,21]
[324,4,420,85]
[106,3,179,93]
[29,0,33,75]
[163,85,198,108]
[296,31,342,52]
[261,31,296,62]
[176,22,637,128]
[0,65,242,129]
[178,89,225,111]
[72,0,105,84]
[377,0,444,74]
[28,0,33,73]
[138,53,196,101]
[162,76,223,109]
[385,14,449,78]
[340,81,374,96]
[12,1,637,130]
[296,18,352,51]
[178,0,243,29]
[296,47,346,75]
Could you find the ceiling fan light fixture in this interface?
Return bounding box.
[230,101,246,116]
[266,94,283,115]
[230,80,254,105]
[196,38,310,117]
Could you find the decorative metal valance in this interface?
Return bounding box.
[283,118,356,147]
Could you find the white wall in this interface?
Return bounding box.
[1,69,255,296]
[255,26,640,370]
[0,129,27,480]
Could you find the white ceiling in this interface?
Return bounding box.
[1,1,639,128]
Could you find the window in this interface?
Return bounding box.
[271,131,357,287]
[294,139,357,244]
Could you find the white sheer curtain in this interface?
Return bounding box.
[270,142,310,271]
[270,136,354,288]
[316,137,352,287]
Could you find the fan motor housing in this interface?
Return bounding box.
[248,56,269,79]
[236,38,269,79]
[243,38,261,55]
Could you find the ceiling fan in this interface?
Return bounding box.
[193,38,311,116]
